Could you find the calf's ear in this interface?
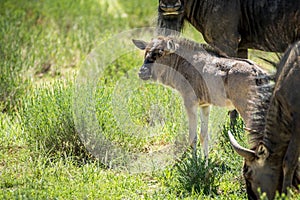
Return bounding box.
[167,39,179,53]
[132,39,148,50]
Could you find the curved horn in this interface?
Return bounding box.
[228,131,255,160]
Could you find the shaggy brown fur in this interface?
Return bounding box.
[233,41,300,200]
[157,0,300,58]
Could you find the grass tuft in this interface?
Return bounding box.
[20,79,92,162]
[175,151,221,196]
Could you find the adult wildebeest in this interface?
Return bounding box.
[132,36,269,159]
[157,0,300,58]
[229,41,300,199]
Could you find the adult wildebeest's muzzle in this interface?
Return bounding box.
[159,0,184,16]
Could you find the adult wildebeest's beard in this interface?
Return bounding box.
[157,11,184,36]
[245,178,259,200]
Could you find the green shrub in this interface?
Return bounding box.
[175,151,221,196]
[21,79,91,161]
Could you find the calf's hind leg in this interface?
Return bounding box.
[184,100,198,151]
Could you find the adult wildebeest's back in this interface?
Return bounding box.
[157,0,300,58]
[229,41,300,199]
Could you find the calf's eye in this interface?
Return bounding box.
[158,49,164,56]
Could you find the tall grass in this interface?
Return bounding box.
[0,2,33,112]
[0,0,156,112]
[20,79,92,161]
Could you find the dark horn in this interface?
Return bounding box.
[228,131,255,160]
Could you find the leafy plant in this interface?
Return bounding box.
[175,151,222,197]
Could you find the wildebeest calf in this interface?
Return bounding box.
[229,41,300,199]
[133,36,269,158]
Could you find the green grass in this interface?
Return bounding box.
[0,0,299,199]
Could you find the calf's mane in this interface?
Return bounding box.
[162,36,222,58]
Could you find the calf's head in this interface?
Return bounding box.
[132,37,179,81]
[228,131,282,200]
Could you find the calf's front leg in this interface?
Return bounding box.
[200,105,210,159]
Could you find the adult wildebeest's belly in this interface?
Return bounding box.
[238,1,300,52]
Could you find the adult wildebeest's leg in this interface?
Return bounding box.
[237,48,248,59]
[184,100,198,151]
[200,105,210,160]
[229,109,239,130]
[282,116,300,194]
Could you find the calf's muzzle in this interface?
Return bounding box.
[138,64,152,80]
